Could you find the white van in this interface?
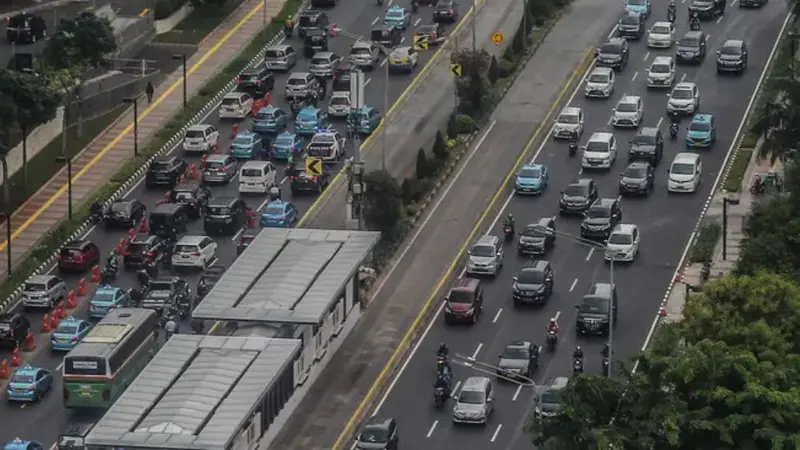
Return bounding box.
[667,152,702,193]
[219,92,253,120]
[582,132,617,170]
[239,160,278,195]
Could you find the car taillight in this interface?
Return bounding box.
[311,176,318,182]
[193,252,201,257]
[123,250,130,256]
[71,336,79,342]
[330,145,336,154]
[27,386,35,391]
[449,9,454,13]
[146,251,153,258]
[289,176,296,180]
[221,167,227,173]
[236,78,241,85]
[433,32,438,39]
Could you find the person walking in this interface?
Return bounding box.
[145,81,154,104]
[165,316,177,340]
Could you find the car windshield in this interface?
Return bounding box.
[386,9,404,17]
[174,191,193,202]
[313,135,336,144]
[242,168,263,177]
[632,135,655,146]
[628,0,646,5]
[110,202,130,212]
[208,206,230,215]
[93,292,116,302]
[564,185,587,196]
[587,206,611,218]
[580,296,610,313]
[265,49,285,58]
[221,97,240,106]
[471,244,495,257]
[57,437,84,448]
[519,167,541,178]
[128,242,150,253]
[518,270,545,284]
[24,282,46,291]
[351,46,370,55]
[540,390,563,404]
[523,225,546,237]
[502,347,529,359]
[149,281,172,291]
[175,244,198,253]
[689,121,710,132]
[620,15,638,24]
[616,102,638,113]
[257,111,275,120]
[624,167,647,178]
[678,37,699,47]
[651,63,670,73]
[265,204,285,215]
[599,43,621,54]
[205,161,225,170]
[311,56,330,65]
[185,129,204,139]
[275,135,295,146]
[371,29,389,39]
[56,324,78,334]
[330,96,349,105]
[60,249,82,258]
[609,232,633,245]
[151,161,171,171]
[298,111,317,121]
[672,88,693,99]
[652,25,670,34]
[287,77,307,85]
[671,162,696,175]
[232,136,253,146]
[586,141,609,152]
[558,114,579,124]
[448,289,474,304]
[458,390,486,404]
[241,73,260,82]
[721,45,741,55]
[588,73,608,83]
[11,374,34,383]
[359,426,389,443]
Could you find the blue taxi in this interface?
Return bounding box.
[624,0,650,17]
[50,316,91,352]
[270,131,304,160]
[3,439,44,450]
[252,106,288,134]
[685,113,716,148]
[230,131,264,159]
[348,106,383,135]
[88,285,130,319]
[295,107,329,136]
[6,365,53,402]
[514,163,548,195]
[384,6,411,30]
[261,201,299,228]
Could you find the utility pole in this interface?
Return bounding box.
[471,0,477,52]
[606,253,615,377]
[346,70,366,231]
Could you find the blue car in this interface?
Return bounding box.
[50,316,91,352]
[252,106,288,134]
[685,113,716,148]
[88,285,130,319]
[624,0,650,16]
[230,131,264,159]
[384,5,410,30]
[261,201,299,228]
[295,107,329,136]
[514,163,548,195]
[6,365,53,402]
[271,131,304,160]
[3,439,44,450]
[348,106,383,135]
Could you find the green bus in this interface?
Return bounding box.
[62,308,158,409]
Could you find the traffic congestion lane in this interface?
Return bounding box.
[362,2,788,449]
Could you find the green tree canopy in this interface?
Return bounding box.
[42,11,116,72]
[362,170,404,238]
[0,71,61,132]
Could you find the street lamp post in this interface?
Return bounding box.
[381,47,390,171]
[722,197,740,260]
[122,97,140,157]
[172,54,188,108]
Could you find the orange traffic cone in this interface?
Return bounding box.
[11,348,22,367]
[77,279,87,296]
[42,314,52,333]
[0,360,9,379]
[56,303,67,319]
[127,228,137,241]
[115,238,127,255]
[66,290,77,309]
[263,92,271,106]
[189,164,198,180]
[22,332,35,352]
[91,265,100,283]
[231,123,239,139]
[49,313,59,331]
[139,217,149,234]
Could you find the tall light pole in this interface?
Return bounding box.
[172,54,188,108]
[471,0,477,52]
[122,97,140,157]
[381,47,390,171]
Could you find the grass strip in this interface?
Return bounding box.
[723,149,752,193]
[154,0,246,45]
[0,0,303,305]
[689,223,722,264]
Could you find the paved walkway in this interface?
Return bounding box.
[0,0,285,277]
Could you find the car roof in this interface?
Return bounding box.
[507,340,531,348]
[723,39,744,47]
[28,275,57,283]
[223,91,247,99]
[626,161,651,170]
[522,162,543,170]
[63,239,90,249]
[177,235,208,245]
[242,160,271,169]
[462,376,491,390]
[652,55,673,64]
[692,113,713,122]
[589,131,614,141]
[187,124,213,131]
[12,364,39,376]
[300,9,322,16]
[391,46,413,54]
[612,223,637,235]
[590,66,614,75]
[266,200,290,208]
[638,127,659,136]
[208,197,237,206]
[593,198,617,208]
[312,51,335,58]
[561,106,582,115]
[205,154,230,162]
[522,260,548,272]
[131,234,157,243]
[267,43,292,51]
[258,105,279,112]
[547,377,570,389]
[588,282,615,296]
[388,5,405,10]
[475,235,498,246]
[674,81,696,90]
[174,182,201,191]
[652,20,671,27]
[607,37,625,45]
[619,95,640,103]
[683,30,704,38]
[574,178,593,187]
[363,416,395,429]
[352,40,372,48]
[451,277,479,291]
[289,71,310,78]
[673,152,701,163]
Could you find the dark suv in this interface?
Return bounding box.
[444,277,483,324]
[676,31,707,64]
[146,156,187,189]
[171,183,212,219]
[0,313,31,349]
[617,12,644,40]
[298,9,330,38]
[580,198,623,240]
[518,217,556,255]
[204,197,248,235]
[511,261,554,307]
[689,0,725,18]
[628,127,663,166]
[575,282,618,337]
[619,162,655,196]
[717,39,748,75]
[104,199,146,229]
[140,277,191,315]
[237,65,275,98]
[596,38,629,70]
[124,234,169,270]
[559,178,598,215]
[356,416,399,450]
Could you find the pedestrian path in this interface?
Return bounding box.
[0,0,286,278]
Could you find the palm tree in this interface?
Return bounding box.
[751,77,800,163]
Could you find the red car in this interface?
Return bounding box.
[58,240,100,273]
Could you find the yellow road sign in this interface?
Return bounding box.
[491,31,504,45]
[413,34,429,51]
[305,157,323,176]
[450,63,462,77]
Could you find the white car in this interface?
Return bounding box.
[584,67,616,98]
[349,40,380,69]
[306,131,346,161]
[611,95,643,128]
[667,82,700,115]
[219,92,253,119]
[309,51,341,77]
[581,132,617,170]
[553,106,584,139]
[646,56,676,88]
[182,124,219,154]
[605,224,640,262]
[171,235,218,270]
[328,91,352,118]
[647,21,675,48]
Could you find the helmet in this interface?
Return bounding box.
[507,213,514,219]
[550,317,556,323]
[288,14,293,19]
[575,346,582,352]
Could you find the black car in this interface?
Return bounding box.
[717,39,748,75]
[371,26,402,48]
[149,203,190,238]
[415,24,445,46]
[197,267,224,299]
[619,162,655,196]
[355,417,399,450]
[237,232,258,255]
[171,182,212,219]
[140,277,191,314]
[433,0,459,23]
[311,0,337,8]
[298,10,329,38]
[596,38,629,70]
[204,197,248,235]
[517,217,556,255]
[332,66,352,92]
[739,0,767,8]
[628,127,663,166]
[689,0,725,18]
[124,234,170,270]
[104,199,146,229]
[0,313,31,349]
[676,31,707,64]
[290,165,331,194]
[237,65,275,98]
[6,13,46,44]
[617,12,644,40]
[512,261,554,307]
[57,421,96,450]
[580,198,623,240]
[496,340,539,380]
[558,178,598,215]
[303,28,329,57]
[146,156,187,189]
[575,282,618,337]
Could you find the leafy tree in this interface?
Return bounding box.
[452,49,491,117]
[42,11,116,71]
[400,178,413,205]
[488,55,499,85]
[362,170,403,237]
[415,147,429,179]
[737,201,800,283]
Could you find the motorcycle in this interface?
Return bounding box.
[602,357,610,376]
[290,98,306,115]
[573,357,584,375]
[750,176,765,195]
[690,18,700,31]
[100,264,118,285]
[434,387,447,409]
[284,26,292,39]
[412,0,419,12]
[568,140,578,157]
[667,7,676,22]
[377,0,383,5]
[669,122,679,140]
[503,225,514,241]
[546,330,558,352]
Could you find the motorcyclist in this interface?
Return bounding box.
[547,317,559,334]
[668,0,676,18]
[669,116,680,137]
[573,346,584,360]
[690,11,700,29]
[436,356,451,375]
[411,0,419,12]
[90,201,104,221]
[268,185,282,201]
[601,343,610,358]
[307,89,319,108]
[502,213,515,232]
[284,15,294,38]
[105,253,118,272]
[434,374,451,397]
[437,342,449,357]
[568,131,579,155]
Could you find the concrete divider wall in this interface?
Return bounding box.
[4,108,65,179]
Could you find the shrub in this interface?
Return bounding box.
[488,55,499,85]
[401,178,414,205]
[454,114,476,134]
[446,114,459,140]
[416,147,430,179]
[498,58,516,78]
[433,130,449,160]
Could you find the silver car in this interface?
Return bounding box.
[202,154,237,184]
[309,52,341,77]
[667,82,700,115]
[465,235,503,276]
[452,376,494,425]
[284,72,320,99]
[349,40,380,70]
[22,275,66,310]
[264,44,297,71]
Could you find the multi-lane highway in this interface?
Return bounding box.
[0,0,465,445]
[360,2,789,449]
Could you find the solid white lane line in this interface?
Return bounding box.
[656,117,663,130]
[491,424,503,442]
[451,380,461,397]
[372,16,379,25]
[586,247,594,261]
[471,343,483,359]
[426,420,439,438]
[569,278,578,292]
[492,308,503,323]
[631,71,638,81]
[643,51,650,61]
[512,384,523,401]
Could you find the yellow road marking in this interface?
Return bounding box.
[0,0,270,253]
[330,48,596,450]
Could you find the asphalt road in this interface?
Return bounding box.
[0,0,463,446]
[360,2,789,450]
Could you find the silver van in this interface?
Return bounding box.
[466,235,503,276]
[453,376,494,425]
[23,275,67,310]
[264,44,297,71]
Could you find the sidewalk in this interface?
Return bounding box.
[0,0,285,277]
